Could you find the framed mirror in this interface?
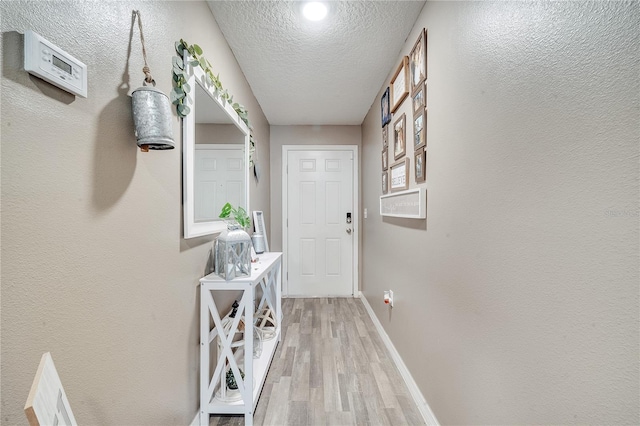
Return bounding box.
[182,53,250,238]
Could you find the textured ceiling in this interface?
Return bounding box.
[207,1,426,125]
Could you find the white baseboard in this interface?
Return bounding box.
[358,291,440,426]
[189,411,200,426]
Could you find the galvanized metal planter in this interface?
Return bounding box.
[251,232,266,254]
[131,86,175,151]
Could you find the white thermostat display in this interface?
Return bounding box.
[24,30,87,98]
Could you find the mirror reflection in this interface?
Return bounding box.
[193,83,246,223]
[183,54,250,239]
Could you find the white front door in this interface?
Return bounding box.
[194,144,244,222]
[284,147,357,297]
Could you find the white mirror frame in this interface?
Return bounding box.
[182,52,250,238]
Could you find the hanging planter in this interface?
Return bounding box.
[130,10,175,152]
[131,86,174,150]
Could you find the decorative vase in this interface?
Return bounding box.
[251,232,266,254]
[215,224,252,280]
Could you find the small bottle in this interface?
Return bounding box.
[251,233,266,254]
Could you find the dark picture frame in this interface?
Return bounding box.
[390,56,409,113]
[409,28,427,95]
[393,113,406,160]
[414,147,426,183]
[381,87,391,127]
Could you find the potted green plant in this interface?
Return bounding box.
[218,202,251,230]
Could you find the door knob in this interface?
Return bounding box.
[346,228,352,234]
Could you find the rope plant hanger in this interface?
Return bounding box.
[130,10,175,152]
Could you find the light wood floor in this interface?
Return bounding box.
[209,297,424,426]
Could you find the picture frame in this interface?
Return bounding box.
[382,171,388,194]
[413,108,426,150]
[409,28,427,95]
[382,147,388,171]
[412,83,426,116]
[25,353,77,426]
[380,188,426,219]
[390,158,409,192]
[381,87,391,127]
[390,56,409,113]
[382,124,389,148]
[414,147,426,183]
[393,113,406,160]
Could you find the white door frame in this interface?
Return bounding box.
[282,145,359,297]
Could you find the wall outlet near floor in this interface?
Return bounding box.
[384,290,394,307]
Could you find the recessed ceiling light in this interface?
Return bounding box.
[302,2,328,21]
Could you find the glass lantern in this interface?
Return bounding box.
[215,224,252,280]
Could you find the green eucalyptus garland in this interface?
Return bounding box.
[172,39,256,166]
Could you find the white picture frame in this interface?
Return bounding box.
[380,188,426,219]
[25,353,77,426]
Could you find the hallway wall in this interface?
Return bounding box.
[361,1,639,424]
[0,1,270,424]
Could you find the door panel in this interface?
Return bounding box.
[195,146,244,222]
[286,149,354,296]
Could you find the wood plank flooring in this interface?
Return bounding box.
[209,298,424,426]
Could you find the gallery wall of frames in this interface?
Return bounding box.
[381,28,427,196]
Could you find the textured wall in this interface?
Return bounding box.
[0,1,269,424]
[361,1,639,424]
[269,125,361,252]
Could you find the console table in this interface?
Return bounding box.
[198,252,282,426]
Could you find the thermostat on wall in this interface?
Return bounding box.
[24,30,87,98]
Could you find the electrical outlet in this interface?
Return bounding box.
[384,290,394,307]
